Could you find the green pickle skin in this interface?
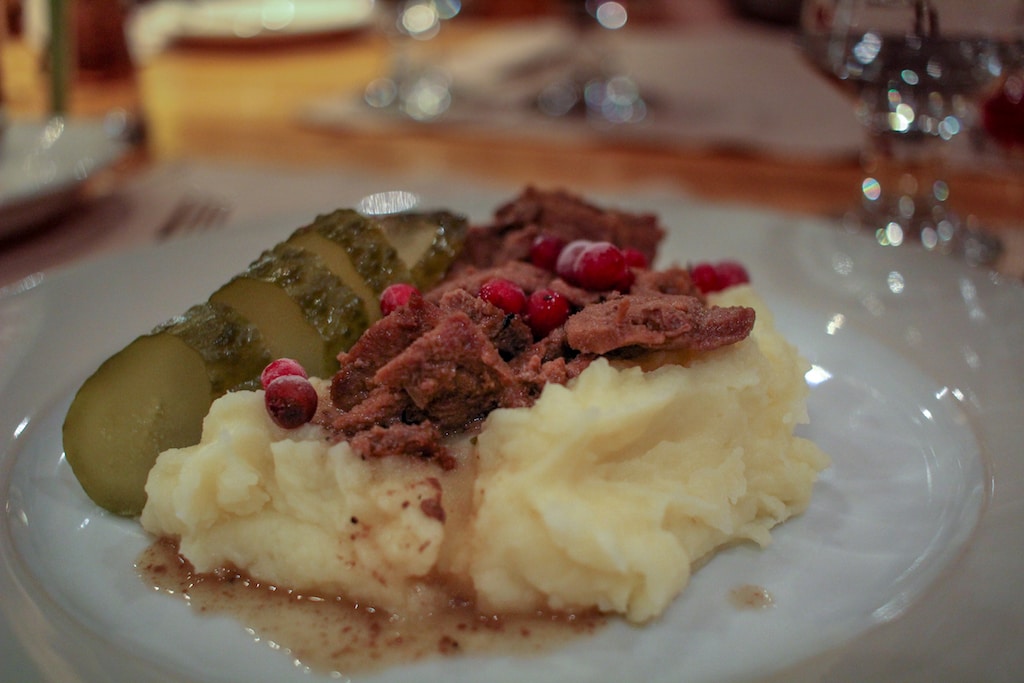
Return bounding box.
[62,208,468,516]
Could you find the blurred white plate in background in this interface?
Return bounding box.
[0,118,127,241]
[172,0,375,46]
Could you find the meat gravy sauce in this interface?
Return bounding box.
[729,584,775,610]
[137,539,606,676]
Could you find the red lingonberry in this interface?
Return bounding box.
[714,260,750,289]
[690,260,750,294]
[555,239,593,283]
[529,234,567,272]
[265,375,319,429]
[379,283,421,316]
[981,75,1024,149]
[689,262,721,294]
[525,288,570,338]
[260,358,308,389]
[574,241,629,291]
[479,278,527,315]
[622,248,649,269]
[615,267,636,292]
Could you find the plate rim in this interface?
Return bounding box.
[1,191,1022,682]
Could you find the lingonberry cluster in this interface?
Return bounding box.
[382,277,570,342]
[525,234,656,336]
[981,75,1024,150]
[478,277,569,339]
[688,260,750,294]
[260,357,307,387]
[261,358,318,429]
[552,239,635,292]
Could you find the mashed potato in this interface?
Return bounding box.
[456,286,828,621]
[141,286,828,622]
[139,387,448,613]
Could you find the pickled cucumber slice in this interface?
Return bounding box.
[63,205,467,518]
[376,211,468,290]
[210,244,367,378]
[157,302,274,394]
[286,209,411,322]
[63,303,271,516]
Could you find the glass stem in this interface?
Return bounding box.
[48,0,71,116]
[857,128,956,248]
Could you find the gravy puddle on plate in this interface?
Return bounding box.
[137,539,607,675]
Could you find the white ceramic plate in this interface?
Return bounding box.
[1,192,1022,683]
[172,0,374,46]
[0,118,128,241]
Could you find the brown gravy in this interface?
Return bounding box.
[137,539,606,676]
[729,584,774,610]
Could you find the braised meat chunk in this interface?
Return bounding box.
[330,293,442,411]
[436,288,534,359]
[453,186,665,273]
[349,423,454,469]
[374,311,517,431]
[564,294,755,355]
[321,188,755,470]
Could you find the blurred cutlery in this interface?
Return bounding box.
[157,194,232,240]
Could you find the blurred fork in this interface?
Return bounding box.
[157,194,232,240]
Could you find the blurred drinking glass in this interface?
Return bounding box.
[1,0,8,139]
[72,0,147,145]
[536,0,648,124]
[363,0,460,122]
[799,0,1024,264]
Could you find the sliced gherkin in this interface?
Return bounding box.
[63,204,469,518]
[210,244,368,378]
[155,301,274,395]
[63,302,271,516]
[287,209,412,322]
[375,210,468,290]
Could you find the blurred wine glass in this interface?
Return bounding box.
[799,0,1024,265]
[363,0,460,121]
[536,0,648,124]
[1,0,7,140]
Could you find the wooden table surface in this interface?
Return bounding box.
[3,16,1023,273]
